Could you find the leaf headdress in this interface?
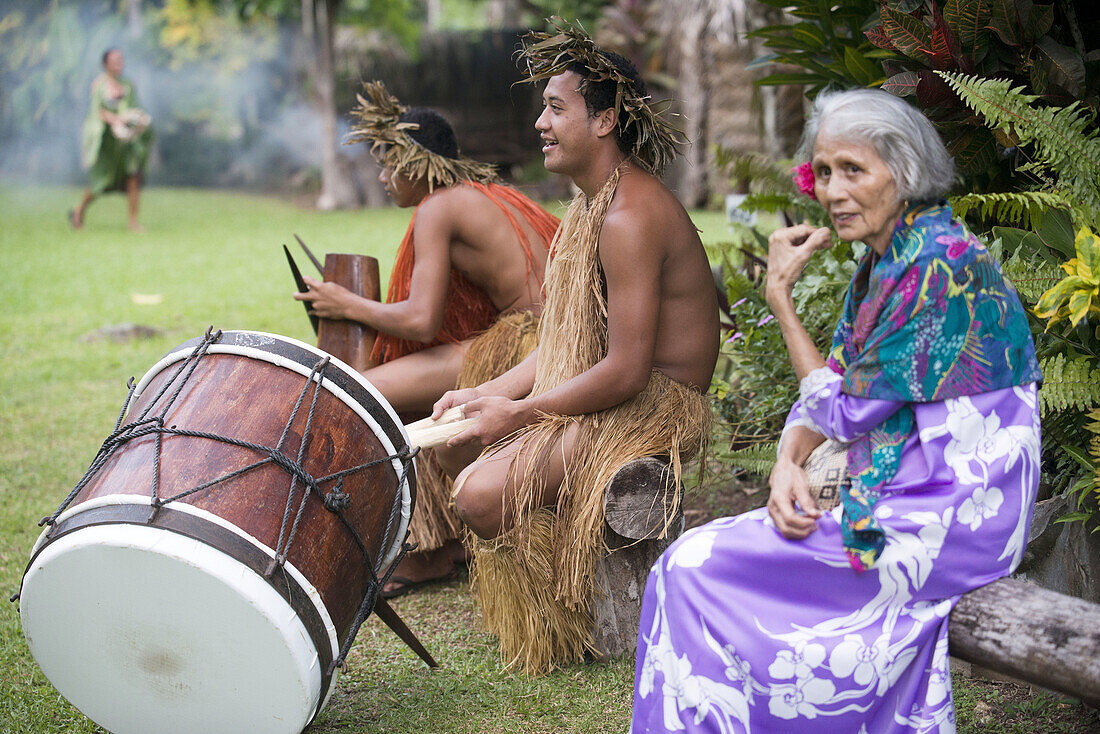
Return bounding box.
[346,81,499,192]
[518,17,685,176]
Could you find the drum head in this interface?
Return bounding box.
[20,523,325,734]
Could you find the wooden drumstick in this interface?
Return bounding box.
[403,406,476,449]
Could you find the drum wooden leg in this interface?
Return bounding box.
[373,596,439,668]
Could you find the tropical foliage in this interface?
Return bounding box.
[708,149,855,468]
[716,1,1100,522]
[749,0,886,93]
[942,72,1100,515]
[750,0,1097,187]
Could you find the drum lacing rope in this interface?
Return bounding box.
[323,480,351,512]
[38,327,225,529]
[330,539,415,675]
[329,457,419,674]
[19,328,422,670]
[32,328,416,603]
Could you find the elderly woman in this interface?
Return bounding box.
[631,88,1041,732]
[70,48,153,232]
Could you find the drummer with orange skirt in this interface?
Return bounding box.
[293,81,560,598]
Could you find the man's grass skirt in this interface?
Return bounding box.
[406,311,540,552]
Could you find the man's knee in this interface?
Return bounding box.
[453,463,504,540]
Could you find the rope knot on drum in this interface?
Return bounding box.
[12,329,448,734]
[17,329,423,690]
[323,481,352,512]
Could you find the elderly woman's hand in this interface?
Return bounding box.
[767,454,822,539]
[765,224,832,308]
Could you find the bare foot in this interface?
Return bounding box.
[382,546,458,598]
[129,221,145,233]
[69,209,83,229]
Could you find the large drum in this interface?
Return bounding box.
[16,329,417,734]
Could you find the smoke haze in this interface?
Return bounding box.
[0,1,336,191]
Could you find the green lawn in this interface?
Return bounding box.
[0,184,714,734]
[1,185,1094,733]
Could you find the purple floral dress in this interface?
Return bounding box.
[631,370,1040,733]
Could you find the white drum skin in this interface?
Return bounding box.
[20,522,325,734]
[18,330,418,733]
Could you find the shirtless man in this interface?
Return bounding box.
[295,86,557,416]
[294,83,559,595]
[430,30,719,671]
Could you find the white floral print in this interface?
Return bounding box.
[665,528,716,570]
[829,634,890,687]
[800,367,841,413]
[632,384,1039,734]
[767,676,836,720]
[768,641,827,681]
[957,486,1004,530]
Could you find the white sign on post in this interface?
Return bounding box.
[725,194,758,227]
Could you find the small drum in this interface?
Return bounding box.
[16,329,417,734]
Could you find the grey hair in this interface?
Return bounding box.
[796,88,955,203]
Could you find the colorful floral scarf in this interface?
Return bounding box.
[826,202,1041,571]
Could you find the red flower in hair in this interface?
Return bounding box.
[792,162,816,200]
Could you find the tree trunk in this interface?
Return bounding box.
[126,0,142,38]
[301,0,315,42]
[425,0,442,29]
[486,0,525,28]
[676,8,710,208]
[314,0,360,210]
[760,85,780,158]
[950,577,1100,706]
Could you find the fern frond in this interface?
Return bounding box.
[715,148,829,223]
[1087,408,1100,438]
[715,149,798,194]
[719,442,779,478]
[724,268,762,307]
[1002,250,1062,304]
[937,72,1100,219]
[950,191,1071,229]
[1038,353,1100,415]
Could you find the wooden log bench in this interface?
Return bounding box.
[950,577,1100,706]
[592,457,683,659]
[592,459,1100,707]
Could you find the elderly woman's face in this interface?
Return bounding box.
[812,134,903,255]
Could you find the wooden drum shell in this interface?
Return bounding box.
[20,331,415,733]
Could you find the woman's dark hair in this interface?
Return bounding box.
[398,107,459,159]
[101,48,120,67]
[566,51,645,155]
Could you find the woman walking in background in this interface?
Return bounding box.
[70,48,152,232]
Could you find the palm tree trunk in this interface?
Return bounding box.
[676,7,710,208]
[314,0,359,210]
[126,0,142,38]
[486,0,525,28]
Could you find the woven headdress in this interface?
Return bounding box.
[517,18,685,176]
[346,81,499,191]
